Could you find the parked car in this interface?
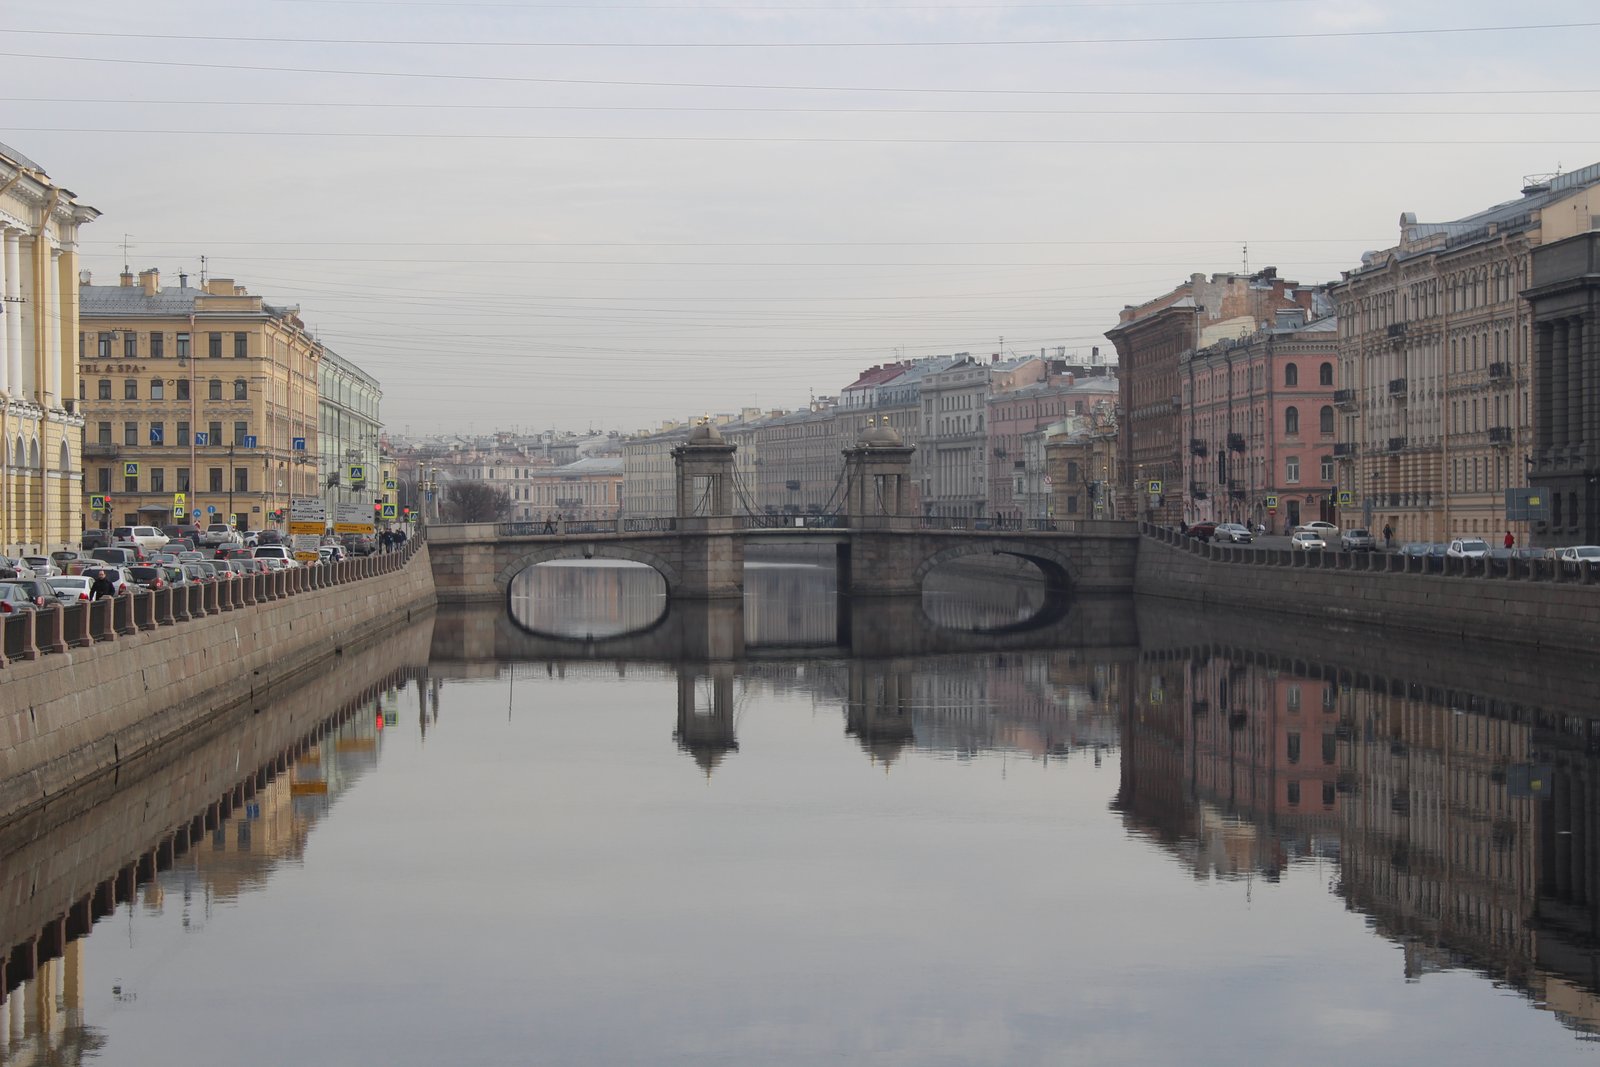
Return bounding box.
[182,562,215,584]
[1339,528,1375,551]
[50,549,83,567]
[1184,522,1218,542]
[5,578,53,608]
[0,555,36,577]
[0,583,41,614]
[318,544,347,564]
[81,528,111,549]
[20,556,60,577]
[1556,545,1600,566]
[1290,530,1327,551]
[78,565,132,596]
[1213,523,1253,544]
[201,523,242,548]
[253,544,299,567]
[161,523,202,544]
[1294,521,1340,540]
[110,541,151,562]
[112,525,170,552]
[126,565,171,592]
[90,546,137,567]
[256,529,284,546]
[46,576,95,603]
[1446,538,1489,559]
[216,546,254,561]
[341,534,376,556]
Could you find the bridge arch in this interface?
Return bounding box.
[912,538,1076,594]
[495,543,685,600]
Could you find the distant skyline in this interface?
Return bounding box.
[8,0,1600,433]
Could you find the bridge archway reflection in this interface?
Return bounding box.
[507,560,668,641]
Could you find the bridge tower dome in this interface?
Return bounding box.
[842,418,916,531]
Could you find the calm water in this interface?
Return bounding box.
[3,562,1598,1066]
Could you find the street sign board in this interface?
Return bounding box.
[242,434,258,449]
[1337,491,1353,506]
[1147,480,1162,494]
[207,505,216,514]
[174,492,186,508]
[1265,495,1279,508]
[292,436,306,451]
[90,494,108,511]
[334,501,375,535]
[348,464,366,484]
[292,533,321,563]
[174,507,186,519]
[194,432,209,446]
[149,427,163,445]
[384,478,397,491]
[381,503,397,520]
[1505,488,1550,523]
[124,461,139,478]
[289,497,327,536]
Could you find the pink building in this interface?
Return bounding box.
[1181,304,1340,533]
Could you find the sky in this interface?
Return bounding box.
[6,0,1600,435]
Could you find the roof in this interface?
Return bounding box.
[80,284,202,317]
[546,457,623,477]
[842,363,912,392]
[0,140,44,173]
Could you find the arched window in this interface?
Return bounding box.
[1319,362,1333,386]
[234,379,248,400]
[1285,363,1299,387]
[1320,406,1334,435]
[1285,406,1300,435]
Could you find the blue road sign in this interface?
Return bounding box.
[243,434,258,449]
[195,432,210,446]
[207,505,217,514]
[292,436,306,451]
[149,427,163,445]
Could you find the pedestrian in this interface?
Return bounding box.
[90,571,117,600]
[541,512,555,534]
[1179,519,1189,537]
[1504,530,1515,550]
[1382,523,1394,550]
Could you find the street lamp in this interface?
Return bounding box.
[226,445,235,529]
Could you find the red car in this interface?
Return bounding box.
[1184,522,1218,542]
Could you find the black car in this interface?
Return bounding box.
[82,528,111,549]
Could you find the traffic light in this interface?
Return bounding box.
[402,507,411,518]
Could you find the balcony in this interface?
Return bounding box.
[1332,442,1357,457]
[85,442,120,458]
[1333,388,1357,409]
[1228,481,1246,500]
[1388,378,1408,398]
[1191,700,1209,718]
[1189,438,1208,457]
[1488,361,1511,382]
[1387,322,1407,340]
[1488,425,1512,445]
[1189,482,1208,500]
[1387,436,1407,452]
[1224,433,1244,453]
[784,480,801,491]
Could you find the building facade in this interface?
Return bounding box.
[988,370,1117,522]
[1523,230,1600,545]
[319,347,383,522]
[1332,163,1600,543]
[78,272,324,531]
[1107,269,1316,526]
[1182,307,1339,532]
[0,141,99,552]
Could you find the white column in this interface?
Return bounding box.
[0,226,8,397]
[46,247,61,403]
[3,229,20,398]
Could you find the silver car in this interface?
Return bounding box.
[1214,523,1253,544]
[1340,528,1376,551]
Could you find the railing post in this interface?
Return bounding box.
[154,587,175,626]
[35,603,67,655]
[171,584,191,622]
[114,594,138,635]
[90,598,115,641]
[218,579,235,612]
[64,601,93,648]
[10,610,39,661]
[203,581,218,615]
[135,592,158,632]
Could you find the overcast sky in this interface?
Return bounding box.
[7,0,1600,435]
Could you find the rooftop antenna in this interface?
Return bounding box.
[200,254,207,285]
[1242,242,1249,275]
[120,233,133,273]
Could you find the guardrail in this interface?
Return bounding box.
[1140,522,1600,584]
[0,537,426,671]
[489,515,1091,535]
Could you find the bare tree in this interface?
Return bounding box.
[441,481,512,523]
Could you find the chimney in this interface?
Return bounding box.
[178,271,188,289]
[120,268,135,287]
[207,277,236,296]
[1091,346,1100,364]
[138,268,160,296]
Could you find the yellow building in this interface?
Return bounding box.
[78,271,322,531]
[0,141,100,553]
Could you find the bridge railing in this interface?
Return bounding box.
[916,516,1082,533]
[736,514,845,530]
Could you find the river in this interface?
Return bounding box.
[1,561,1595,1065]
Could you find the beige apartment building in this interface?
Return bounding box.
[1332,163,1600,543]
[78,270,322,531]
[0,141,99,552]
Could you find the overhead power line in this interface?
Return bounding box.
[5,50,1598,97]
[10,21,1599,48]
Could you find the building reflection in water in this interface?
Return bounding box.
[1119,644,1600,1038]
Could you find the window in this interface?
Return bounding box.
[124,379,138,400]
[1322,782,1336,806]
[96,421,111,445]
[97,332,112,358]
[209,333,223,358]
[233,421,248,445]
[234,332,248,358]
[1286,456,1300,483]
[234,467,249,493]
[1285,362,1299,387]
[177,421,190,446]
[176,333,191,359]
[1287,781,1301,806]
[1285,406,1299,435]
[233,379,248,401]
[1287,732,1302,763]
[208,467,223,492]
[1287,685,1301,710]
[1319,405,1334,435]
[124,333,137,359]
[208,378,222,401]
[176,379,189,401]
[124,473,138,494]
[1321,456,1334,481]
[97,467,111,492]
[208,420,222,444]
[150,332,164,358]
[151,467,165,493]
[149,421,164,446]
[97,379,111,400]
[1322,733,1336,764]
[124,421,138,447]
[151,378,165,401]
[1319,362,1333,386]
[177,467,190,492]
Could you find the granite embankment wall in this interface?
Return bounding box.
[0,547,437,826]
[1136,525,1600,656]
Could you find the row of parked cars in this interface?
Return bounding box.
[0,530,355,613]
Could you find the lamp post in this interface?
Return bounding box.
[226,445,235,530]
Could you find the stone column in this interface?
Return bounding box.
[1536,321,1555,454]
[1552,320,1570,452]
[45,248,61,404]
[1566,317,1583,460]
[0,226,8,397]
[3,229,20,397]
